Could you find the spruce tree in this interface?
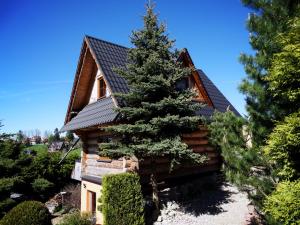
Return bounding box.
[239,0,299,145]
[100,3,206,209]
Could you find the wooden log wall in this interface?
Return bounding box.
[78,126,220,182]
[79,130,124,178]
[137,126,221,183]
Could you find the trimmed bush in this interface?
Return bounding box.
[58,211,92,225]
[0,200,51,225]
[32,178,54,194]
[99,173,145,225]
[264,180,300,225]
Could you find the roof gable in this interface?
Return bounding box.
[178,49,213,107]
[64,35,240,130]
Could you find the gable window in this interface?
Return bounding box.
[175,78,189,91]
[97,77,106,99]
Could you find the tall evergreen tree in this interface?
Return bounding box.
[100,3,206,209]
[239,0,299,145]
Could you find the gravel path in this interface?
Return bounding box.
[154,183,250,225]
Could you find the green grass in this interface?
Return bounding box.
[23,144,48,155]
[23,144,82,159]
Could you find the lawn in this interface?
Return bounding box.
[24,144,48,155]
[23,144,81,159]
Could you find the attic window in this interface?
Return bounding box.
[97,77,106,99]
[175,78,189,91]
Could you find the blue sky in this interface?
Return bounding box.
[0,0,252,134]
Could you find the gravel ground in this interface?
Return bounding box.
[154,183,250,225]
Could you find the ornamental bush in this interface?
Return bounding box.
[58,211,92,225]
[0,200,51,225]
[99,173,145,225]
[263,180,300,225]
[32,178,54,194]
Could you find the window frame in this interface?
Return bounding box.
[97,76,106,99]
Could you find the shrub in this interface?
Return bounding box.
[263,112,300,180]
[32,178,54,194]
[100,173,145,225]
[62,184,81,209]
[0,200,51,225]
[263,180,300,225]
[0,178,16,196]
[0,198,15,218]
[58,211,92,225]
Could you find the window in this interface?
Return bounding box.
[87,190,96,213]
[175,78,189,91]
[97,77,106,99]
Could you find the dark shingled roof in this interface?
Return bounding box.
[61,97,117,131]
[197,69,240,117]
[87,36,129,94]
[62,36,240,131]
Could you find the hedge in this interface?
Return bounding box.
[99,173,145,225]
[0,200,51,225]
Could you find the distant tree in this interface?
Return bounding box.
[0,122,10,140]
[35,136,42,145]
[24,138,31,147]
[34,129,41,137]
[48,135,55,145]
[65,131,74,143]
[54,128,60,142]
[16,130,24,143]
[43,130,51,139]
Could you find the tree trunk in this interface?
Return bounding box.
[150,172,159,210]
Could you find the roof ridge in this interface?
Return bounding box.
[85,35,129,50]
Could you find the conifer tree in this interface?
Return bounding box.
[100,3,206,209]
[266,17,300,113]
[207,110,275,208]
[239,0,299,145]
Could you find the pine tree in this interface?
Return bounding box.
[263,17,300,182]
[207,110,275,208]
[239,0,299,145]
[266,17,300,113]
[100,3,206,209]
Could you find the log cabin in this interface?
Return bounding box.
[61,35,240,224]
